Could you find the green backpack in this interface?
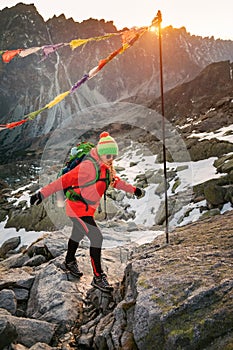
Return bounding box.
[57,141,110,214]
[58,141,95,177]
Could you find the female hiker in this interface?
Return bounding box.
[30,131,144,292]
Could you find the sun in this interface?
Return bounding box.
[149,26,157,32]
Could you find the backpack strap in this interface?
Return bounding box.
[65,190,97,211]
[71,155,110,188]
[65,155,110,212]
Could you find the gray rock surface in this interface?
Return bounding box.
[0,308,56,348]
[0,289,17,315]
[0,236,21,258]
[0,211,232,349]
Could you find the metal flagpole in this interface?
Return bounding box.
[152,10,169,243]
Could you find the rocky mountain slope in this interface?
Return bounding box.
[145,60,233,162]
[0,3,233,159]
[0,210,232,349]
[122,59,233,167]
[149,60,233,124]
[0,53,232,234]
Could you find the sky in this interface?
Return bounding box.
[0,0,232,40]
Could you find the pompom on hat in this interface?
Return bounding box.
[97,131,118,156]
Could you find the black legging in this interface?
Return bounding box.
[66,216,103,276]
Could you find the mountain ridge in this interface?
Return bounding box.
[150,60,233,120]
[0,3,233,158]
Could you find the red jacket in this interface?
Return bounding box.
[40,148,136,218]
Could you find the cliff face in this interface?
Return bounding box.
[149,60,233,122]
[0,3,233,156]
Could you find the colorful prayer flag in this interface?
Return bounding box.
[45,91,70,109]
[0,26,148,131]
[2,49,22,63]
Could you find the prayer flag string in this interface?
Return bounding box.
[0,27,147,131]
[0,32,123,64]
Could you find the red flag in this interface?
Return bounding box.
[98,47,122,70]
[2,49,22,63]
[6,119,28,129]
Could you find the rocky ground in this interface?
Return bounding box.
[0,210,232,349]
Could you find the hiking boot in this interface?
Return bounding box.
[101,273,113,289]
[91,274,113,292]
[65,260,83,277]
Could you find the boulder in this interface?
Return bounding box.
[224,185,233,204]
[26,257,83,334]
[214,153,233,173]
[0,267,35,290]
[204,183,226,207]
[0,289,17,315]
[0,236,21,258]
[221,158,233,173]
[0,308,56,347]
[0,315,17,349]
[23,255,46,267]
[187,139,233,161]
[0,253,30,269]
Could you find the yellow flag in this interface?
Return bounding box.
[70,39,89,50]
[70,33,117,50]
[45,91,70,109]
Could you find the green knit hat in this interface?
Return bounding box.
[97,131,118,156]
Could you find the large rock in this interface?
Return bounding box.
[187,139,233,161]
[5,204,57,232]
[214,153,233,174]
[204,182,226,207]
[0,267,35,290]
[26,257,83,333]
[194,171,233,210]
[0,289,17,315]
[0,236,21,258]
[0,315,17,349]
[0,308,56,347]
